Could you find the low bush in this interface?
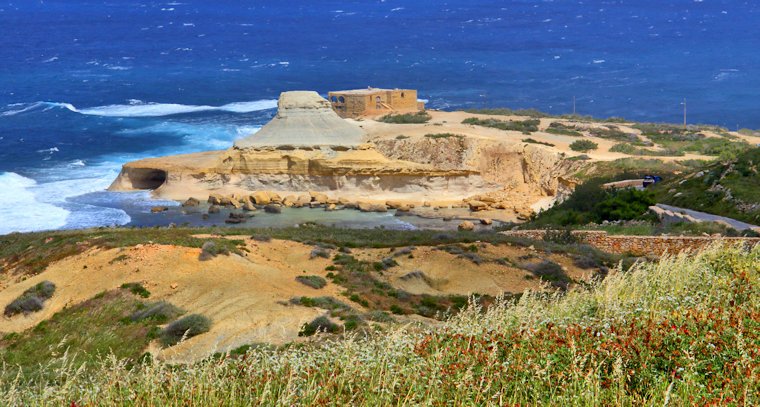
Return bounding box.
[522,138,555,147]
[296,275,327,289]
[463,108,548,118]
[528,179,655,227]
[462,117,540,134]
[161,314,212,347]
[130,301,183,323]
[4,281,56,317]
[523,260,570,289]
[198,241,228,261]
[569,139,598,152]
[378,111,431,124]
[310,247,330,259]
[425,133,463,140]
[365,310,395,323]
[587,126,641,143]
[373,257,398,271]
[298,316,340,337]
[545,122,583,137]
[290,296,353,315]
[120,282,151,298]
[609,143,684,157]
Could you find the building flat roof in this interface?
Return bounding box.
[329,88,414,96]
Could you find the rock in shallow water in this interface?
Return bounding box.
[264,204,282,214]
[458,221,475,231]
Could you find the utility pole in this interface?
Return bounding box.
[572,96,576,116]
[681,99,687,128]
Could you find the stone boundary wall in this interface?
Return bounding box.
[501,230,760,256]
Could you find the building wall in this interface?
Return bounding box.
[501,230,760,256]
[329,89,420,118]
[387,89,418,110]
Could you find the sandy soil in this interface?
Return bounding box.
[352,243,591,297]
[0,236,596,362]
[0,239,339,362]
[359,110,716,162]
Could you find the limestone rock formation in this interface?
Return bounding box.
[108,92,584,222]
[234,91,364,149]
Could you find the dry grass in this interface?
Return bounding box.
[1,244,757,405]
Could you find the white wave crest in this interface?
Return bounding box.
[1,99,277,118]
[0,172,70,234]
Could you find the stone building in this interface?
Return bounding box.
[328,87,424,118]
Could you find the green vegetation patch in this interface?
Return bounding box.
[0,290,157,381]
[4,244,756,404]
[120,282,151,298]
[522,138,555,147]
[462,117,540,134]
[130,301,183,324]
[424,133,464,139]
[160,314,212,347]
[545,122,584,137]
[4,281,56,317]
[378,111,431,124]
[298,316,340,337]
[609,143,683,157]
[463,107,547,118]
[587,126,643,143]
[569,139,598,152]
[0,228,244,277]
[528,179,655,227]
[199,240,230,261]
[633,123,750,158]
[295,275,327,289]
[652,147,760,224]
[574,157,706,181]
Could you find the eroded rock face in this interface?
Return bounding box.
[234,91,365,149]
[108,93,583,221]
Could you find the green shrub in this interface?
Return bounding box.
[378,111,431,124]
[569,139,598,152]
[365,310,395,323]
[296,275,327,289]
[120,282,151,298]
[373,257,398,271]
[463,108,548,118]
[298,316,340,336]
[587,126,641,143]
[310,247,330,259]
[349,294,370,307]
[130,301,183,323]
[609,143,683,157]
[389,304,405,315]
[161,314,212,347]
[528,179,655,227]
[4,281,56,317]
[199,241,228,261]
[524,260,570,289]
[522,138,555,147]
[545,122,583,137]
[462,117,540,134]
[425,133,463,139]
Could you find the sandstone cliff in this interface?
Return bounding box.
[109,92,584,221]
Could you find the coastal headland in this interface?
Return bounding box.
[108,90,760,225]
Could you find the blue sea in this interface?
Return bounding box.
[1,0,758,234]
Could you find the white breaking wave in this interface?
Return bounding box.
[0,99,278,118]
[0,172,70,234]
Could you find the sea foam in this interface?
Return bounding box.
[0,172,70,234]
[1,99,277,118]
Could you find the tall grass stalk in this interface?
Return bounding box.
[1,244,757,405]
